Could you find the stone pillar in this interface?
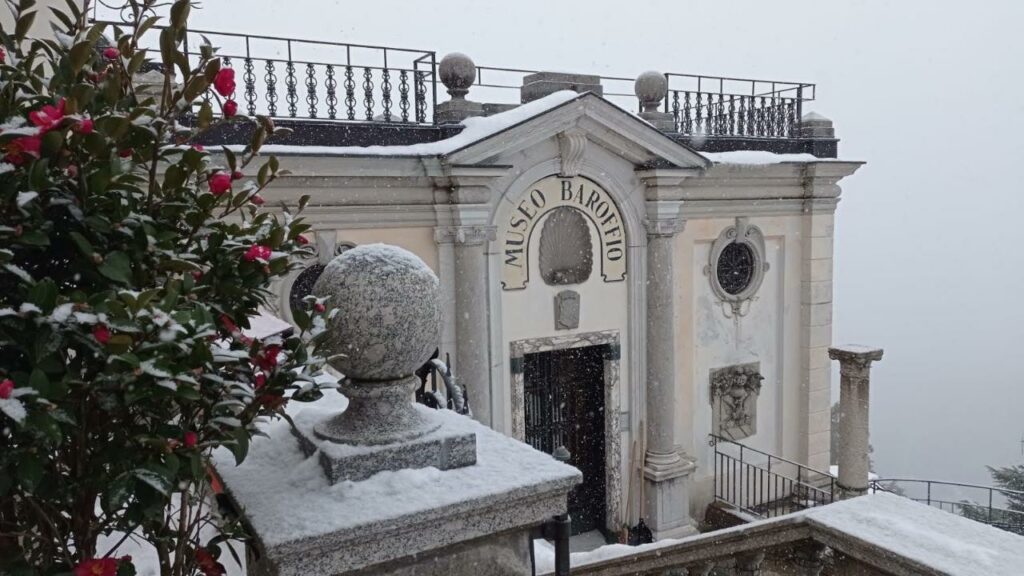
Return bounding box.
[642,211,697,539]
[634,71,676,132]
[828,345,883,498]
[453,227,494,425]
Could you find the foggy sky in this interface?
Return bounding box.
[188,0,1024,484]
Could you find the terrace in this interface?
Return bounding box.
[92,11,835,157]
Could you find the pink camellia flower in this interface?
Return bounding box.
[254,345,282,371]
[66,164,79,178]
[213,68,235,97]
[208,172,232,196]
[0,48,6,64]
[250,194,265,206]
[73,558,119,576]
[0,379,14,399]
[254,373,267,389]
[118,148,133,158]
[192,144,205,152]
[243,244,272,263]
[29,98,65,132]
[295,235,309,246]
[103,47,120,60]
[231,170,243,181]
[4,135,41,165]
[191,270,203,281]
[314,303,326,313]
[223,99,238,118]
[75,118,94,134]
[183,431,198,449]
[92,324,111,345]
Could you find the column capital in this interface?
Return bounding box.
[434,225,496,246]
[645,199,686,238]
[828,345,884,378]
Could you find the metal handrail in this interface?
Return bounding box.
[871,478,1024,497]
[711,434,836,519]
[869,478,1024,533]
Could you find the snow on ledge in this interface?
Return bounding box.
[702,150,839,165]
[226,91,582,158]
[536,493,1024,575]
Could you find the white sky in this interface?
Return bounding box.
[182,0,1024,483]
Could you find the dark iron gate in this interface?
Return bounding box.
[524,345,608,535]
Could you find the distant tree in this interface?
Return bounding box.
[958,464,1024,535]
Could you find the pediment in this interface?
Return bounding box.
[441,92,710,170]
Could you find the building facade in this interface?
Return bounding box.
[229,60,862,539]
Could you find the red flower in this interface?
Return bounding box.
[0,379,14,399]
[208,172,232,196]
[243,245,272,263]
[76,118,94,134]
[0,48,5,64]
[102,47,120,60]
[314,303,326,313]
[254,373,267,389]
[66,164,79,178]
[295,235,309,245]
[194,547,225,576]
[92,324,111,345]
[4,135,42,165]
[191,270,203,281]
[192,144,205,152]
[223,99,238,118]
[119,148,133,158]
[219,314,239,334]
[258,394,287,410]
[29,99,66,132]
[184,431,198,448]
[213,68,235,97]
[254,344,282,371]
[250,194,265,206]
[73,558,118,576]
[231,170,243,181]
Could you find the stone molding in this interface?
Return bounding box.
[644,217,686,238]
[709,362,764,441]
[557,128,587,177]
[509,329,623,533]
[433,225,496,246]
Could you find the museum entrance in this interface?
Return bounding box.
[523,344,608,535]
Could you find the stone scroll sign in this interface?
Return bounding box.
[709,362,764,441]
[500,175,627,290]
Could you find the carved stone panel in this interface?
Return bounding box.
[554,290,581,330]
[539,207,593,286]
[709,362,763,441]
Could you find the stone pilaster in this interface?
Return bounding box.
[435,225,496,426]
[828,345,883,498]
[798,163,859,472]
[637,170,702,540]
[433,165,508,427]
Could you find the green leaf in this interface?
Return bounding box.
[15,10,37,40]
[291,306,311,332]
[16,455,43,491]
[19,229,49,246]
[98,251,133,285]
[69,231,95,258]
[229,428,250,465]
[28,278,57,313]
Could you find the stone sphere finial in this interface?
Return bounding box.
[634,70,668,113]
[311,244,442,446]
[439,52,477,99]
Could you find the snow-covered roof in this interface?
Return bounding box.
[702,150,845,165]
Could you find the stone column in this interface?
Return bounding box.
[828,345,883,498]
[642,211,697,539]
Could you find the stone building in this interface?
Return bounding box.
[191,44,862,541]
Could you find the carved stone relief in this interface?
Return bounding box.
[539,207,593,286]
[554,290,580,330]
[709,362,764,441]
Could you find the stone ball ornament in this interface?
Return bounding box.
[313,243,441,380]
[311,244,443,445]
[634,70,668,111]
[438,52,477,98]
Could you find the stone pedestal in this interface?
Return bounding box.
[213,244,581,576]
[828,345,883,498]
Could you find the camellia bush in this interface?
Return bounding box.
[0,1,332,574]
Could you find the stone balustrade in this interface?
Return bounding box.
[538,492,1024,576]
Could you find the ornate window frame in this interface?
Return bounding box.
[705,217,769,317]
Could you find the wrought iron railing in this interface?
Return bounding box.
[664,73,813,138]
[92,20,438,124]
[870,478,1024,535]
[90,7,815,139]
[711,434,836,518]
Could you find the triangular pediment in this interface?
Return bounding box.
[441,92,710,169]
